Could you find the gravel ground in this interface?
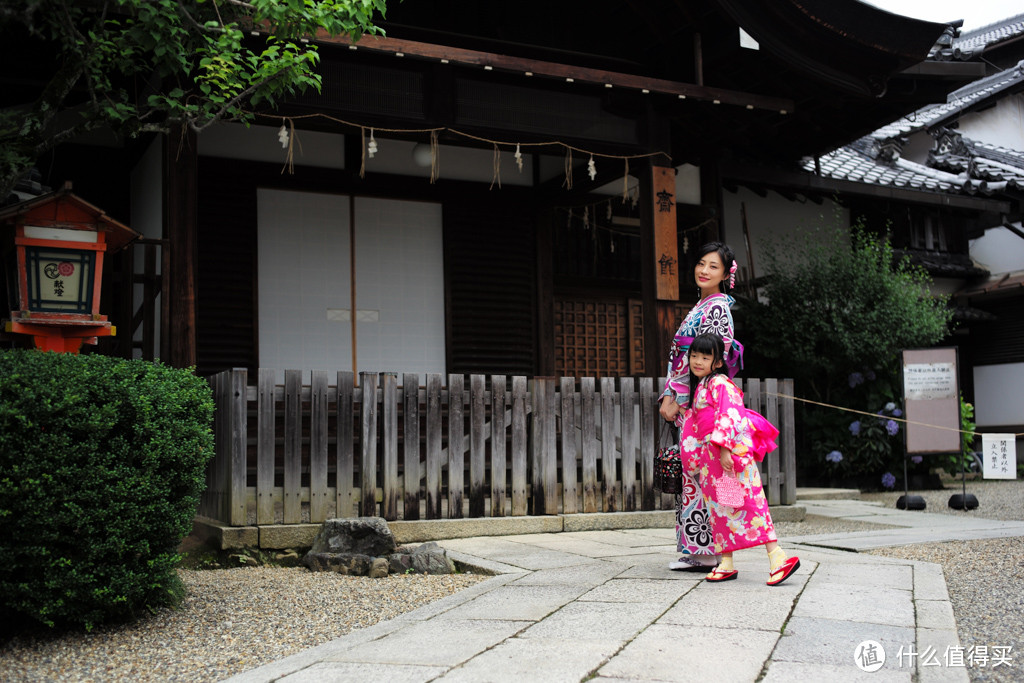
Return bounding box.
[0,570,487,682]
[861,478,1024,683]
[2,478,1020,682]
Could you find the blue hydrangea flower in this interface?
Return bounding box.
[884,402,896,412]
[848,372,864,388]
[881,472,896,489]
[911,455,923,464]
[892,408,902,417]
[826,450,843,463]
[849,420,861,436]
[886,420,899,436]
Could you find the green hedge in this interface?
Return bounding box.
[0,349,214,630]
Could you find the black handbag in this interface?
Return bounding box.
[654,443,683,494]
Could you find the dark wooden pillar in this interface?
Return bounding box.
[535,209,555,376]
[164,126,198,369]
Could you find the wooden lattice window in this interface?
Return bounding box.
[555,298,637,377]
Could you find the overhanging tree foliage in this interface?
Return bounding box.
[742,223,953,403]
[739,224,954,486]
[0,0,391,200]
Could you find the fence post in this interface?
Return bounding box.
[510,376,528,516]
[310,370,330,523]
[620,377,637,512]
[580,377,598,513]
[490,375,507,517]
[781,378,797,505]
[469,375,487,518]
[764,378,782,506]
[227,368,247,526]
[541,378,558,514]
[425,374,443,519]
[336,371,355,518]
[283,369,302,524]
[600,377,617,512]
[382,372,399,521]
[560,377,578,515]
[360,372,379,517]
[403,373,421,521]
[448,374,465,519]
[256,369,276,525]
[639,377,656,510]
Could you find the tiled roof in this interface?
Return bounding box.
[929,14,1024,60]
[801,141,1000,195]
[870,61,1024,138]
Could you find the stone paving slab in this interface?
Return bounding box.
[519,600,667,641]
[660,572,810,632]
[761,660,912,682]
[577,577,698,605]
[770,616,915,672]
[597,624,779,682]
[322,618,531,667]
[436,637,621,682]
[430,583,589,621]
[277,661,448,682]
[507,561,628,587]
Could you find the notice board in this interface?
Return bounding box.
[902,347,961,454]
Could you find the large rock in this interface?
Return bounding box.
[388,541,457,575]
[308,517,397,556]
[303,517,398,576]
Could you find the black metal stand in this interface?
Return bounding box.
[948,450,979,510]
[896,451,926,510]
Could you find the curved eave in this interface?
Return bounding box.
[713,0,951,96]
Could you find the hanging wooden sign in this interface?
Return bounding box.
[652,166,679,300]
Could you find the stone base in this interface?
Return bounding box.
[193,506,807,550]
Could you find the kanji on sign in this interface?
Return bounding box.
[655,189,675,212]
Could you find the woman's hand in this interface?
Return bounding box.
[659,396,680,423]
[719,446,734,474]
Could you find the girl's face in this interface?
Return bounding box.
[689,350,722,379]
[694,251,727,296]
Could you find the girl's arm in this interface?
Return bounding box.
[707,375,751,473]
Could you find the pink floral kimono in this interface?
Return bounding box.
[678,373,780,554]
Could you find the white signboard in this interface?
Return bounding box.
[903,363,957,401]
[982,434,1017,480]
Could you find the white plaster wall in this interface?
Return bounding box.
[721,187,849,279]
[127,138,164,358]
[956,94,1024,150]
[973,363,1024,428]
[257,189,444,383]
[352,197,445,374]
[969,223,1024,276]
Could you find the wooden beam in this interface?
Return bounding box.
[312,31,795,113]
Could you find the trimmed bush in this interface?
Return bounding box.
[0,349,214,630]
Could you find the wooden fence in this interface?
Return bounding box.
[200,370,797,526]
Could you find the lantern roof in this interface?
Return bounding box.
[0,182,140,252]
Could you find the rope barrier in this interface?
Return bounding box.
[767,391,1024,438]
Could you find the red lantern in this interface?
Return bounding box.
[1,183,139,353]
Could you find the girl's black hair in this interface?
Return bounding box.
[685,333,726,409]
[696,241,736,293]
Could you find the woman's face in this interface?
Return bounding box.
[694,250,727,295]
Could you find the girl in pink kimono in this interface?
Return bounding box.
[677,333,801,586]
